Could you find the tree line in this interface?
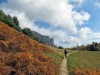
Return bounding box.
[69,42,100,51]
[0,9,43,43]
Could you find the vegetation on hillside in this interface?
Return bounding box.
[57,46,64,49]
[0,9,43,43]
[0,22,58,75]
[70,42,100,51]
[0,10,21,32]
[22,28,39,41]
[45,47,64,75]
[67,51,100,75]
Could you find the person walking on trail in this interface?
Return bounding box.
[64,49,68,58]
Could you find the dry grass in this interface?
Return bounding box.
[0,22,51,52]
[45,46,64,75]
[0,51,56,75]
[0,22,57,75]
[72,67,100,75]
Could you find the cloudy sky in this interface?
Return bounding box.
[0,0,100,47]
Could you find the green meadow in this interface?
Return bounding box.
[67,50,100,74]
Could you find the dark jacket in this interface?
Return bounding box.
[64,49,68,55]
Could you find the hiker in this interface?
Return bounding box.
[64,49,68,58]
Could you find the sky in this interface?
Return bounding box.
[0,0,100,47]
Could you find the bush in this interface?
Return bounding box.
[58,46,63,49]
[0,10,21,32]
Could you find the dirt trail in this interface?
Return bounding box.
[60,51,77,75]
[60,57,68,75]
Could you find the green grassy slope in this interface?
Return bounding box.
[45,47,64,75]
[67,50,100,74]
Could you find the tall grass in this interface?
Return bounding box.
[45,47,64,75]
[67,51,100,75]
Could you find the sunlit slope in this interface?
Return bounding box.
[0,22,56,75]
[0,22,51,52]
[68,51,100,75]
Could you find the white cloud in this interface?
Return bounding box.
[64,27,91,46]
[78,27,91,40]
[73,11,90,25]
[95,2,100,8]
[1,0,90,32]
[69,0,84,7]
[90,32,100,39]
[1,0,98,48]
[82,32,100,45]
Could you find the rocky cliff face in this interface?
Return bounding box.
[32,31,55,46]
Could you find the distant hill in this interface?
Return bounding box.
[0,22,56,75]
[32,31,55,47]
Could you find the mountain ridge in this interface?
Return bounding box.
[32,31,55,47]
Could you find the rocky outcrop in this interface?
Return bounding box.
[32,31,55,47]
